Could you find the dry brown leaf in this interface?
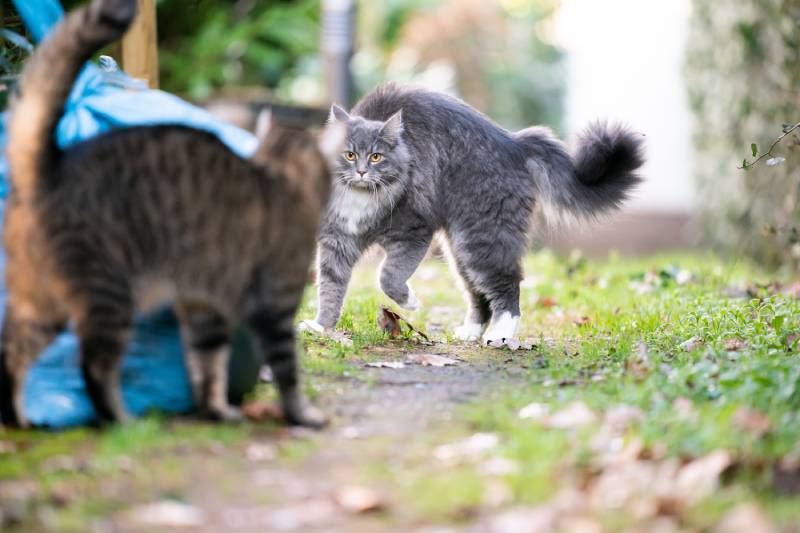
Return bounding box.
[724,338,747,352]
[627,342,652,380]
[242,400,284,422]
[246,443,277,462]
[377,305,429,341]
[714,503,774,533]
[406,352,457,367]
[333,485,384,514]
[433,433,499,464]
[547,401,597,429]
[126,501,205,529]
[537,296,557,308]
[675,450,733,502]
[733,407,771,437]
[365,361,406,369]
[572,315,592,326]
[265,499,338,530]
[772,453,800,495]
[679,336,703,351]
[518,402,549,421]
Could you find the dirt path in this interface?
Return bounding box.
[108,353,523,532]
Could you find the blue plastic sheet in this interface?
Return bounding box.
[0,0,260,427]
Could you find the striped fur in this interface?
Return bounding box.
[0,0,341,428]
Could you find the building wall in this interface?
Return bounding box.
[553,0,694,215]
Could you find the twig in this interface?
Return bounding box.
[738,121,800,170]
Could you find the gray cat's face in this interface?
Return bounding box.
[328,105,410,192]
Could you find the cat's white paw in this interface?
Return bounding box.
[298,320,327,335]
[482,312,520,348]
[454,320,485,341]
[400,288,421,311]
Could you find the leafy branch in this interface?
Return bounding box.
[739,121,800,170]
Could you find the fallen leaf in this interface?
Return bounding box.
[482,479,514,508]
[518,402,549,421]
[482,506,557,533]
[242,400,284,422]
[627,342,651,380]
[126,500,205,529]
[604,405,645,433]
[433,433,499,464]
[724,338,746,352]
[785,332,800,351]
[675,450,733,502]
[782,282,800,299]
[733,407,771,437]
[672,397,697,422]
[675,269,694,285]
[537,296,557,308]
[0,441,16,454]
[406,353,457,367]
[365,361,406,369]
[478,457,520,477]
[714,502,774,533]
[42,455,87,474]
[327,330,354,346]
[561,517,603,533]
[572,316,592,326]
[679,336,702,351]
[333,485,384,514]
[377,305,429,341]
[772,454,800,495]
[265,499,338,530]
[547,401,597,429]
[246,443,277,462]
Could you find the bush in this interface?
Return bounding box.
[685,0,800,270]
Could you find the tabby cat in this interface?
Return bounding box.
[0,0,344,428]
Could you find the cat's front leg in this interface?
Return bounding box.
[311,237,363,330]
[378,234,432,311]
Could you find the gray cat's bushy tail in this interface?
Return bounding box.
[7,0,137,199]
[515,122,645,226]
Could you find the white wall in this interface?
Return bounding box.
[553,0,694,213]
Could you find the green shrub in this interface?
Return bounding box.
[685,0,800,270]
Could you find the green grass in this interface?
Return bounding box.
[3,250,800,530]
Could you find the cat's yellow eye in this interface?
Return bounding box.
[369,153,383,163]
[344,151,357,161]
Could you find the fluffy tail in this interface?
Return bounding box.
[516,122,645,227]
[7,0,137,199]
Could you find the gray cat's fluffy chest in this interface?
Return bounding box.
[327,184,395,235]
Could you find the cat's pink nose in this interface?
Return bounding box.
[357,171,366,177]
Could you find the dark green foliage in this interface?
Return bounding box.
[156,0,320,99]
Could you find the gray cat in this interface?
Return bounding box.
[305,84,644,346]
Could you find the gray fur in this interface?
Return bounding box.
[314,84,644,341]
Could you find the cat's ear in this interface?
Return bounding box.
[328,104,351,124]
[318,121,348,161]
[379,110,404,143]
[255,108,273,140]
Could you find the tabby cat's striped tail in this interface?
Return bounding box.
[7,0,137,199]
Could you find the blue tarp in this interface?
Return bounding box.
[0,0,260,427]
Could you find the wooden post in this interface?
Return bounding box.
[121,0,159,88]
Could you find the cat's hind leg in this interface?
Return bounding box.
[175,302,240,421]
[441,235,491,341]
[447,231,525,347]
[246,281,326,428]
[0,309,64,427]
[73,271,135,424]
[378,233,432,311]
